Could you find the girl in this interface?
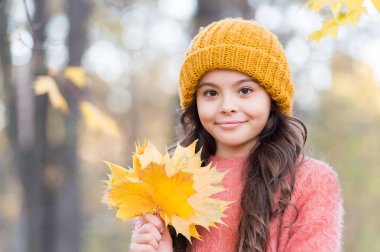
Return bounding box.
[129,18,344,252]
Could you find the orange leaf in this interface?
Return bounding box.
[103,141,230,241]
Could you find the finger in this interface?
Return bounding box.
[143,213,165,233]
[129,242,155,252]
[136,223,162,241]
[161,226,171,240]
[130,232,159,250]
[134,217,144,231]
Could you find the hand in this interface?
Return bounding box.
[129,213,173,252]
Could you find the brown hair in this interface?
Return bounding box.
[169,97,307,251]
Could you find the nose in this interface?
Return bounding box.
[220,95,237,113]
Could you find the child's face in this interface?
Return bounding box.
[196,69,271,158]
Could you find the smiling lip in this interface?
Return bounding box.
[216,121,246,129]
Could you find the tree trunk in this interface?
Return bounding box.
[54,1,90,252]
[194,0,251,33]
[3,0,52,251]
[21,0,50,251]
[0,0,15,249]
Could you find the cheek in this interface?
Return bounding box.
[245,95,271,119]
[259,96,271,116]
[196,99,216,123]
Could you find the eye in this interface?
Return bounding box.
[204,90,218,97]
[240,87,253,95]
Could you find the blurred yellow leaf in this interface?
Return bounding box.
[307,0,339,11]
[103,140,230,241]
[371,0,380,12]
[79,101,121,137]
[330,1,343,15]
[34,76,68,113]
[64,66,86,87]
[308,17,340,42]
[337,7,367,25]
[346,0,364,10]
[307,0,376,42]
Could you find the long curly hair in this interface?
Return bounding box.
[169,97,307,252]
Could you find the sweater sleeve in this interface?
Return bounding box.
[284,159,344,252]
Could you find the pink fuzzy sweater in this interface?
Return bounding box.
[190,156,344,252]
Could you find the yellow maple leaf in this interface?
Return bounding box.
[306,0,377,42]
[64,66,86,87]
[337,6,367,25]
[372,0,380,12]
[102,140,230,241]
[34,76,69,113]
[79,101,121,137]
[346,0,364,10]
[330,1,343,15]
[307,0,342,11]
[308,17,340,42]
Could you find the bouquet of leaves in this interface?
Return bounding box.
[102,140,230,241]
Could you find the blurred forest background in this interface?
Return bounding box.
[0,0,380,251]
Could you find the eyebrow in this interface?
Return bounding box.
[198,78,258,89]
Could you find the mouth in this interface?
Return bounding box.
[216,120,246,129]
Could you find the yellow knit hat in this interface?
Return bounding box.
[179,18,294,115]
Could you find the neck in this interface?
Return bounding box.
[215,146,250,159]
[215,141,258,159]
